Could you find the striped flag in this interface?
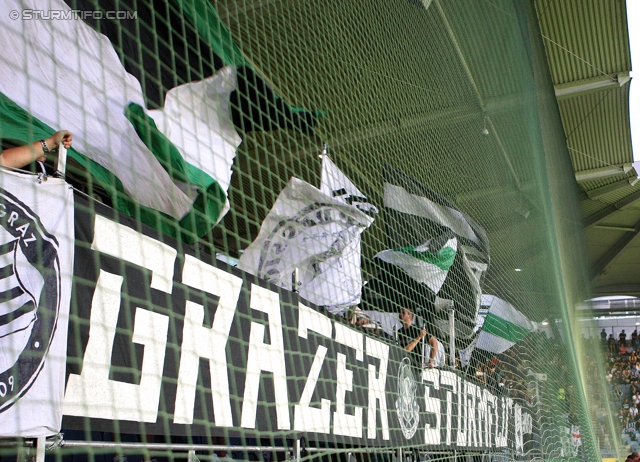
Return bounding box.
[374,165,490,346]
[474,295,535,353]
[0,0,192,218]
[376,236,457,294]
[0,0,239,241]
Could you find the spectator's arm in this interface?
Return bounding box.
[427,336,438,367]
[404,328,426,353]
[1,131,72,169]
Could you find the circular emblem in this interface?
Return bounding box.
[395,357,420,439]
[257,203,361,283]
[0,188,60,413]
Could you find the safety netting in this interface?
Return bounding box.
[0,0,615,461]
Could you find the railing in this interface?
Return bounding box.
[0,437,528,462]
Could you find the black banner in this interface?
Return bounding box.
[62,194,531,452]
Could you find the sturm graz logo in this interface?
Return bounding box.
[0,188,60,413]
[257,202,361,282]
[395,357,419,439]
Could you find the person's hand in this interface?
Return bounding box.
[38,131,73,161]
[420,328,427,338]
[50,130,73,150]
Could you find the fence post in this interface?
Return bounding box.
[35,437,45,462]
[448,308,456,367]
[294,438,301,462]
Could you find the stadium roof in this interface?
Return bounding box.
[535,0,638,298]
[209,0,632,320]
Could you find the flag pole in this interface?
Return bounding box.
[419,315,427,368]
[318,143,328,160]
[55,145,67,177]
[448,307,456,368]
[292,267,300,293]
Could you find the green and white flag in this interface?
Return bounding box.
[376,237,457,294]
[148,66,241,221]
[372,165,489,346]
[0,0,238,240]
[474,295,535,354]
[0,0,191,218]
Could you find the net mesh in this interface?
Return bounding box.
[0,0,622,461]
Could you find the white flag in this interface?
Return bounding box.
[0,171,74,437]
[318,156,377,312]
[320,156,378,215]
[238,178,373,312]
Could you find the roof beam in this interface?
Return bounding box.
[583,190,640,228]
[591,219,640,279]
[217,0,277,21]
[585,177,639,200]
[319,105,478,152]
[554,72,631,100]
[575,163,633,183]
[433,0,521,190]
[593,225,637,232]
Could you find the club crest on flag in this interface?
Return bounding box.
[238,177,373,312]
[0,189,61,414]
[256,203,356,280]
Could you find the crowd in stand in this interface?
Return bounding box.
[350,307,571,411]
[467,331,576,410]
[583,327,640,455]
[470,348,533,404]
[598,329,640,428]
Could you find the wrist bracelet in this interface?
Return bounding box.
[39,139,50,155]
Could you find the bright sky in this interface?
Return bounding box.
[590,295,637,301]
[628,0,640,160]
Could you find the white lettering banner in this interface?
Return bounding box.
[58,194,536,452]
